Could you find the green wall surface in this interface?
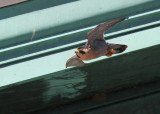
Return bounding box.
[0,0,159,49]
[0,0,160,113]
[0,24,160,87]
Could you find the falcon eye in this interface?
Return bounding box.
[79,50,85,54]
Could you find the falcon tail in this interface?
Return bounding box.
[109,43,128,54]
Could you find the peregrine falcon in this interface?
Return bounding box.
[66,18,128,68]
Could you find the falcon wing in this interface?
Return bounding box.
[66,55,85,68]
[87,18,126,45]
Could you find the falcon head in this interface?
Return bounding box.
[75,46,88,58]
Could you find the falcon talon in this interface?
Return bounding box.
[66,18,128,68]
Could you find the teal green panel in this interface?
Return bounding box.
[0,0,160,49]
[0,10,160,63]
[82,92,160,114]
[0,26,160,87]
[0,42,160,113]
[0,0,160,113]
[0,0,78,20]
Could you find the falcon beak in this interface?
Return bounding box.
[75,49,79,53]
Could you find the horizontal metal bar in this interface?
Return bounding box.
[0,19,160,68]
[0,0,160,49]
[0,10,160,65]
[0,26,160,87]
